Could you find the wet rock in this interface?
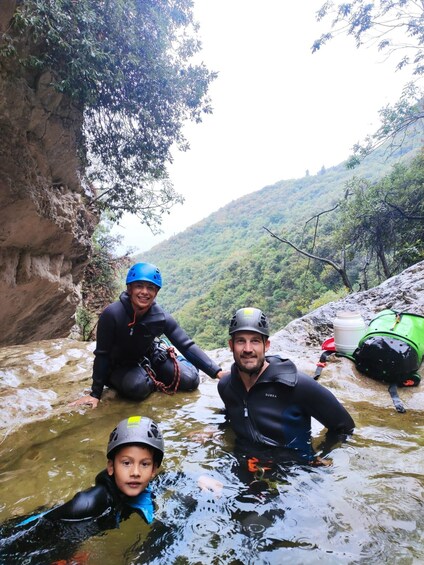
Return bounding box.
[0,7,97,347]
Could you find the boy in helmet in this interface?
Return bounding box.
[0,416,164,563]
[218,307,355,465]
[71,262,223,408]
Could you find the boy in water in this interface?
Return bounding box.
[0,416,164,564]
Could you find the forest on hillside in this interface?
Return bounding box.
[140,132,424,349]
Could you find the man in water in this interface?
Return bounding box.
[218,307,355,464]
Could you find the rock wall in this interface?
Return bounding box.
[0,2,97,346]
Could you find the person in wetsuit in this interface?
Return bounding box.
[0,416,164,564]
[71,262,223,408]
[218,307,355,464]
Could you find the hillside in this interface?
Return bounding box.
[140,133,422,348]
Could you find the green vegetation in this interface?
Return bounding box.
[140,132,423,349]
[4,2,422,348]
[336,153,424,280]
[1,0,215,227]
[77,219,131,340]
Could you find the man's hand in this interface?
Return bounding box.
[69,395,100,409]
[312,456,332,467]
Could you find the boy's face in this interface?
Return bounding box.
[107,445,158,497]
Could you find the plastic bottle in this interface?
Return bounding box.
[333,311,367,354]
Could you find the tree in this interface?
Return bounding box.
[78,217,132,340]
[313,1,424,76]
[336,150,424,280]
[264,149,424,293]
[313,1,424,162]
[263,225,353,291]
[1,0,216,227]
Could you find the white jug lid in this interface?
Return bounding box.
[336,310,362,318]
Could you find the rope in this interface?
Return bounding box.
[143,347,181,395]
[388,384,406,413]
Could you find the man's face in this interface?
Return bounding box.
[229,331,270,376]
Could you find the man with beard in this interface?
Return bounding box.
[217,307,355,466]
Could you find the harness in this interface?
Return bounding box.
[126,301,181,394]
[139,344,181,395]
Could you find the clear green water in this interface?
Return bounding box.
[0,340,423,564]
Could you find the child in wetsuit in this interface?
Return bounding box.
[0,415,164,564]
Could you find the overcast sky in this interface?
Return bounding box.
[112,0,411,254]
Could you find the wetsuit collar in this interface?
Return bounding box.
[126,486,155,524]
[96,469,155,524]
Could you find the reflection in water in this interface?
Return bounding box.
[0,339,423,564]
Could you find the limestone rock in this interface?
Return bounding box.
[0,5,97,346]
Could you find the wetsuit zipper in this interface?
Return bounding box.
[242,393,264,444]
[242,386,281,447]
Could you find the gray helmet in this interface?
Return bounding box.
[229,307,270,337]
[107,416,164,466]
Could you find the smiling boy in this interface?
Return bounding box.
[0,416,164,564]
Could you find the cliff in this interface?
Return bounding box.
[0,1,97,346]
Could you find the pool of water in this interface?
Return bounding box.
[0,339,423,564]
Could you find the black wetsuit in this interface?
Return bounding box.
[91,292,221,401]
[218,355,355,462]
[0,470,154,564]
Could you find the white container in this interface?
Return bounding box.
[333,311,367,354]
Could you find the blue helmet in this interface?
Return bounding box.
[126,263,162,288]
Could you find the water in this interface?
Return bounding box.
[0,339,423,564]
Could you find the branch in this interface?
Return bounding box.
[383,197,424,220]
[304,202,341,253]
[263,226,353,291]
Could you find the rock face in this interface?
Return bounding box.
[0,3,97,346]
